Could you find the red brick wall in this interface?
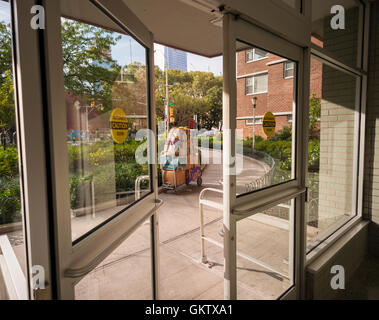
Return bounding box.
[236,48,322,139]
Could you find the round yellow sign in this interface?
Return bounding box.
[263,112,276,137]
[110,108,128,144]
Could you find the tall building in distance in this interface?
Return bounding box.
[164,47,188,72]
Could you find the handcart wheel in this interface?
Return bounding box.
[197,177,202,187]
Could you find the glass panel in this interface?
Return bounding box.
[246,77,254,94]
[75,217,152,299]
[254,49,268,61]
[284,62,294,78]
[246,50,254,62]
[311,0,362,68]
[306,57,358,252]
[253,74,268,93]
[0,0,28,300]
[237,200,294,299]
[236,41,296,197]
[61,15,151,242]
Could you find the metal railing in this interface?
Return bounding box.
[199,187,289,280]
[135,175,150,200]
[244,150,276,193]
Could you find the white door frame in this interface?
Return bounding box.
[222,12,310,300]
[10,0,57,299]
[40,0,160,299]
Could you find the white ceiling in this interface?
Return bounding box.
[122,0,223,57]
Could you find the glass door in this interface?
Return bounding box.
[42,0,160,299]
[222,13,308,300]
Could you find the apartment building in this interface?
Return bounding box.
[236,43,323,139]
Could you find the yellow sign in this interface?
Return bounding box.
[170,116,175,124]
[262,112,276,137]
[110,108,128,144]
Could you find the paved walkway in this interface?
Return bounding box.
[76,149,292,300]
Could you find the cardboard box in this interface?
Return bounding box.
[162,169,186,186]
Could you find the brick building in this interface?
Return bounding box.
[236,43,323,139]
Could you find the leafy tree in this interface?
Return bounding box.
[202,85,222,130]
[0,22,12,84]
[0,22,15,141]
[0,70,15,138]
[61,19,122,112]
[155,68,222,129]
[309,93,321,138]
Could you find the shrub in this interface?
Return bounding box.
[308,139,320,171]
[0,147,19,178]
[114,140,143,163]
[254,139,292,162]
[115,161,148,192]
[69,174,93,209]
[0,177,21,224]
[269,126,292,141]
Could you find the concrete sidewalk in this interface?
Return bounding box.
[76,148,294,300]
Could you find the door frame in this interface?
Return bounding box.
[222,13,310,300]
[39,0,160,299]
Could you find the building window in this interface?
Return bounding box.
[246,48,268,63]
[306,57,361,253]
[246,118,263,125]
[246,73,268,95]
[287,114,293,123]
[284,61,295,79]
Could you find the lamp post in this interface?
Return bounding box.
[252,97,257,150]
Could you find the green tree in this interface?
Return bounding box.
[309,93,321,138]
[0,22,12,84]
[202,85,222,130]
[0,22,15,141]
[61,19,122,112]
[0,70,15,137]
[154,68,222,129]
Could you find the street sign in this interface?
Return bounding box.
[263,112,276,137]
[110,108,128,144]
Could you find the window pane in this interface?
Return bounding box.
[61,16,151,242]
[75,217,152,299]
[311,0,362,68]
[284,62,294,78]
[237,200,295,299]
[254,49,268,61]
[236,41,296,197]
[246,77,254,94]
[307,57,358,252]
[246,50,254,62]
[254,74,268,93]
[0,0,28,300]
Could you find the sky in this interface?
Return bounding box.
[154,43,222,76]
[0,1,10,24]
[1,0,222,76]
[111,39,222,76]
